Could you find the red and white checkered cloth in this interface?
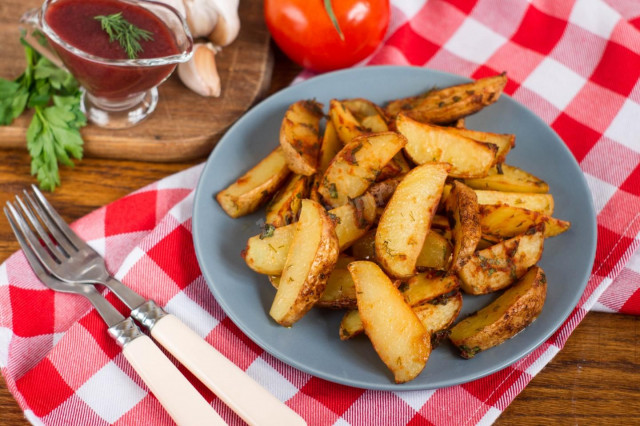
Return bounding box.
[2,0,640,424]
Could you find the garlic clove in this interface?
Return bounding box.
[177,42,221,97]
[184,0,219,38]
[208,0,240,46]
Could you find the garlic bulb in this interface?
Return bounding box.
[184,0,219,38]
[153,0,187,21]
[208,0,240,46]
[177,43,221,97]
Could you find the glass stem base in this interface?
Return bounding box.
[81,88,159,129]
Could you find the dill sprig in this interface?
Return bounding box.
[94,12,154,59]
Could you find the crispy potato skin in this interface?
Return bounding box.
[449,266,547,358]
[458,224,545,295]
[216,147,291,218]
[269,200,339,326]
[385,74,508,124]
[368,175,405,208]
[280,100,324,176]
[446,181,481,271]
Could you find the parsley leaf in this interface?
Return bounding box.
[1,31,86,191]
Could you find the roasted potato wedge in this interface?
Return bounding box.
[386,74,507,123]
[368,175,405,208]
[414,292,463,345]
[265,174,310,227]
[350,228,376,261]
[310,121,343,202]
[416,230,453,271]
[333,192,377,250]
[270,199,339,326]
[447,128,515,164]
[475,190,554,215]
[349,261,430,383]
[329,99,367,145]
[243,224,295,275]
[479,204,571,239]
[458,224,545,295]
[350,227,451,270]
[330,99,406,182]
[243,193,375,275]
[401,272,460,307]
[376,162,450,278]
[339,309,363,340]
[450,265,547,358]
[316,255,357,309]
[271,255,357,309]
[279,100,324,176]
[445,181,481,271]
[216,147,291,218]
[318,132,407,208]
[464,164,549,193]
[340,277,461,341]
[377,152,412,181]
[431,214,450,229]
[397,114,497,178]
[343,98,390,131]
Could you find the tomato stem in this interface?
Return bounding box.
[323,0,345,41]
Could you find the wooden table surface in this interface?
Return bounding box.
[1,43,640,425]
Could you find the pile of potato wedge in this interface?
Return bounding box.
[216,73,570,383]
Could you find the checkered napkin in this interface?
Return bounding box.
[1,0,640,424]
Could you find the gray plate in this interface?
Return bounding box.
[192,66,597,390]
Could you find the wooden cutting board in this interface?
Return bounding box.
[0,0,273,162]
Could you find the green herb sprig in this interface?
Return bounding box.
[94,12,154,59]
[0,31,85,191]
[323,0,344,41]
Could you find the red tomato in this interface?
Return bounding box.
[264,0,390,72]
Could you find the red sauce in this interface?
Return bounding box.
[45,0,182,99]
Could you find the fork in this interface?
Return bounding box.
[16,185,306,426]
[4,203,226,426]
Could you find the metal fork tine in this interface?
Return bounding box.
[23,190,76,256]
[14,195,67,263]
[30,184,87,250]
[4,206,53,284]
[5,201,62,274]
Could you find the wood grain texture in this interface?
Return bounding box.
[0,0,273,162]
[1,34,640,426]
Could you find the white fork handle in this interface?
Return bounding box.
[151,314,307,426]
[123,335,226,426]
